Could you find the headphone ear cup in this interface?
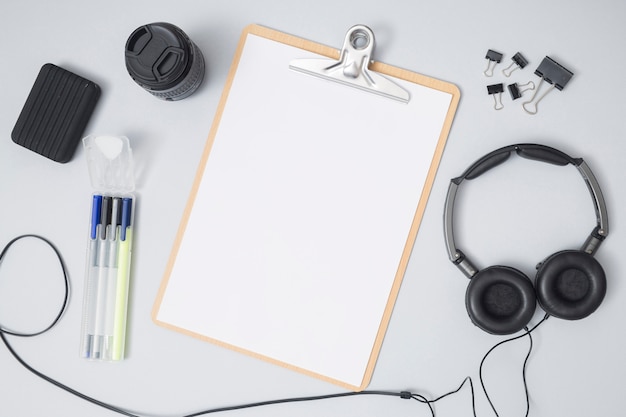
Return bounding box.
[466,266,537,335]
[536,250,606,320]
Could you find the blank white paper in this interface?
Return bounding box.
[155,29,455,389]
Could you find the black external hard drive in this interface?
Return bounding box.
[11,63,101,163]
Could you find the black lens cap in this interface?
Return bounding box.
[125,23,193,91]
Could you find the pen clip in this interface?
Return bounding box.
[100,196,112,240]
[120,198,133,241]
[90,195,103,240]
[111,197,122,239]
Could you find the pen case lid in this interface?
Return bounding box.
[83,135,135,193]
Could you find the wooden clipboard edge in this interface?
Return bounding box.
[154,317,366,391]
[152,23,461,392]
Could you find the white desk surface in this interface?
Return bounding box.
[1,1,624,416]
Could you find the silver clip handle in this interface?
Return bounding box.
[522,78,555,115]
[289,25,410,103]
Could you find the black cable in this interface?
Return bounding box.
[0,235,469,417]
[0,331,141,417]
[521,326,534,417]
[428,376,476,417]
[478,314,549,417]
[182,391,430,417]
[0,234,141,417]
[0,234,69,337]
[0,234,531,417]
[1,311,458,417]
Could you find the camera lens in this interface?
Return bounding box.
[125,22,205,101]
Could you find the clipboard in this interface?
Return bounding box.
[152,24,460,391]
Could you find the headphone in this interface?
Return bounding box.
[443,144,609,335]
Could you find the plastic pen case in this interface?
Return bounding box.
[80,134,136,361]
[80,194,134,361]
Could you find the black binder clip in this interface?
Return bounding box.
[483,49,503,77]
[523,56,573,115]
[502,52,529,77]
[487,83,504,110]
[508,81,535,100]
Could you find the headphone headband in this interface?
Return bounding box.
[443,144,609,278]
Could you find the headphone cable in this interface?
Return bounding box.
[1,234,545,417]
[479,314,549,417]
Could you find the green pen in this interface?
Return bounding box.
[112,197,133,361]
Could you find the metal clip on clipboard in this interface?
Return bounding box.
[289,25,410,103]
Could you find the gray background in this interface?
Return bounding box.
[1,0,624,416]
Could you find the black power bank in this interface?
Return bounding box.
[11,63,101,163]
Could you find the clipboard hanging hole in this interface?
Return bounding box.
[349,29,370,50]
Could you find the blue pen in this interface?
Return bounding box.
[90,195,102,240]
[120,198,132,241]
